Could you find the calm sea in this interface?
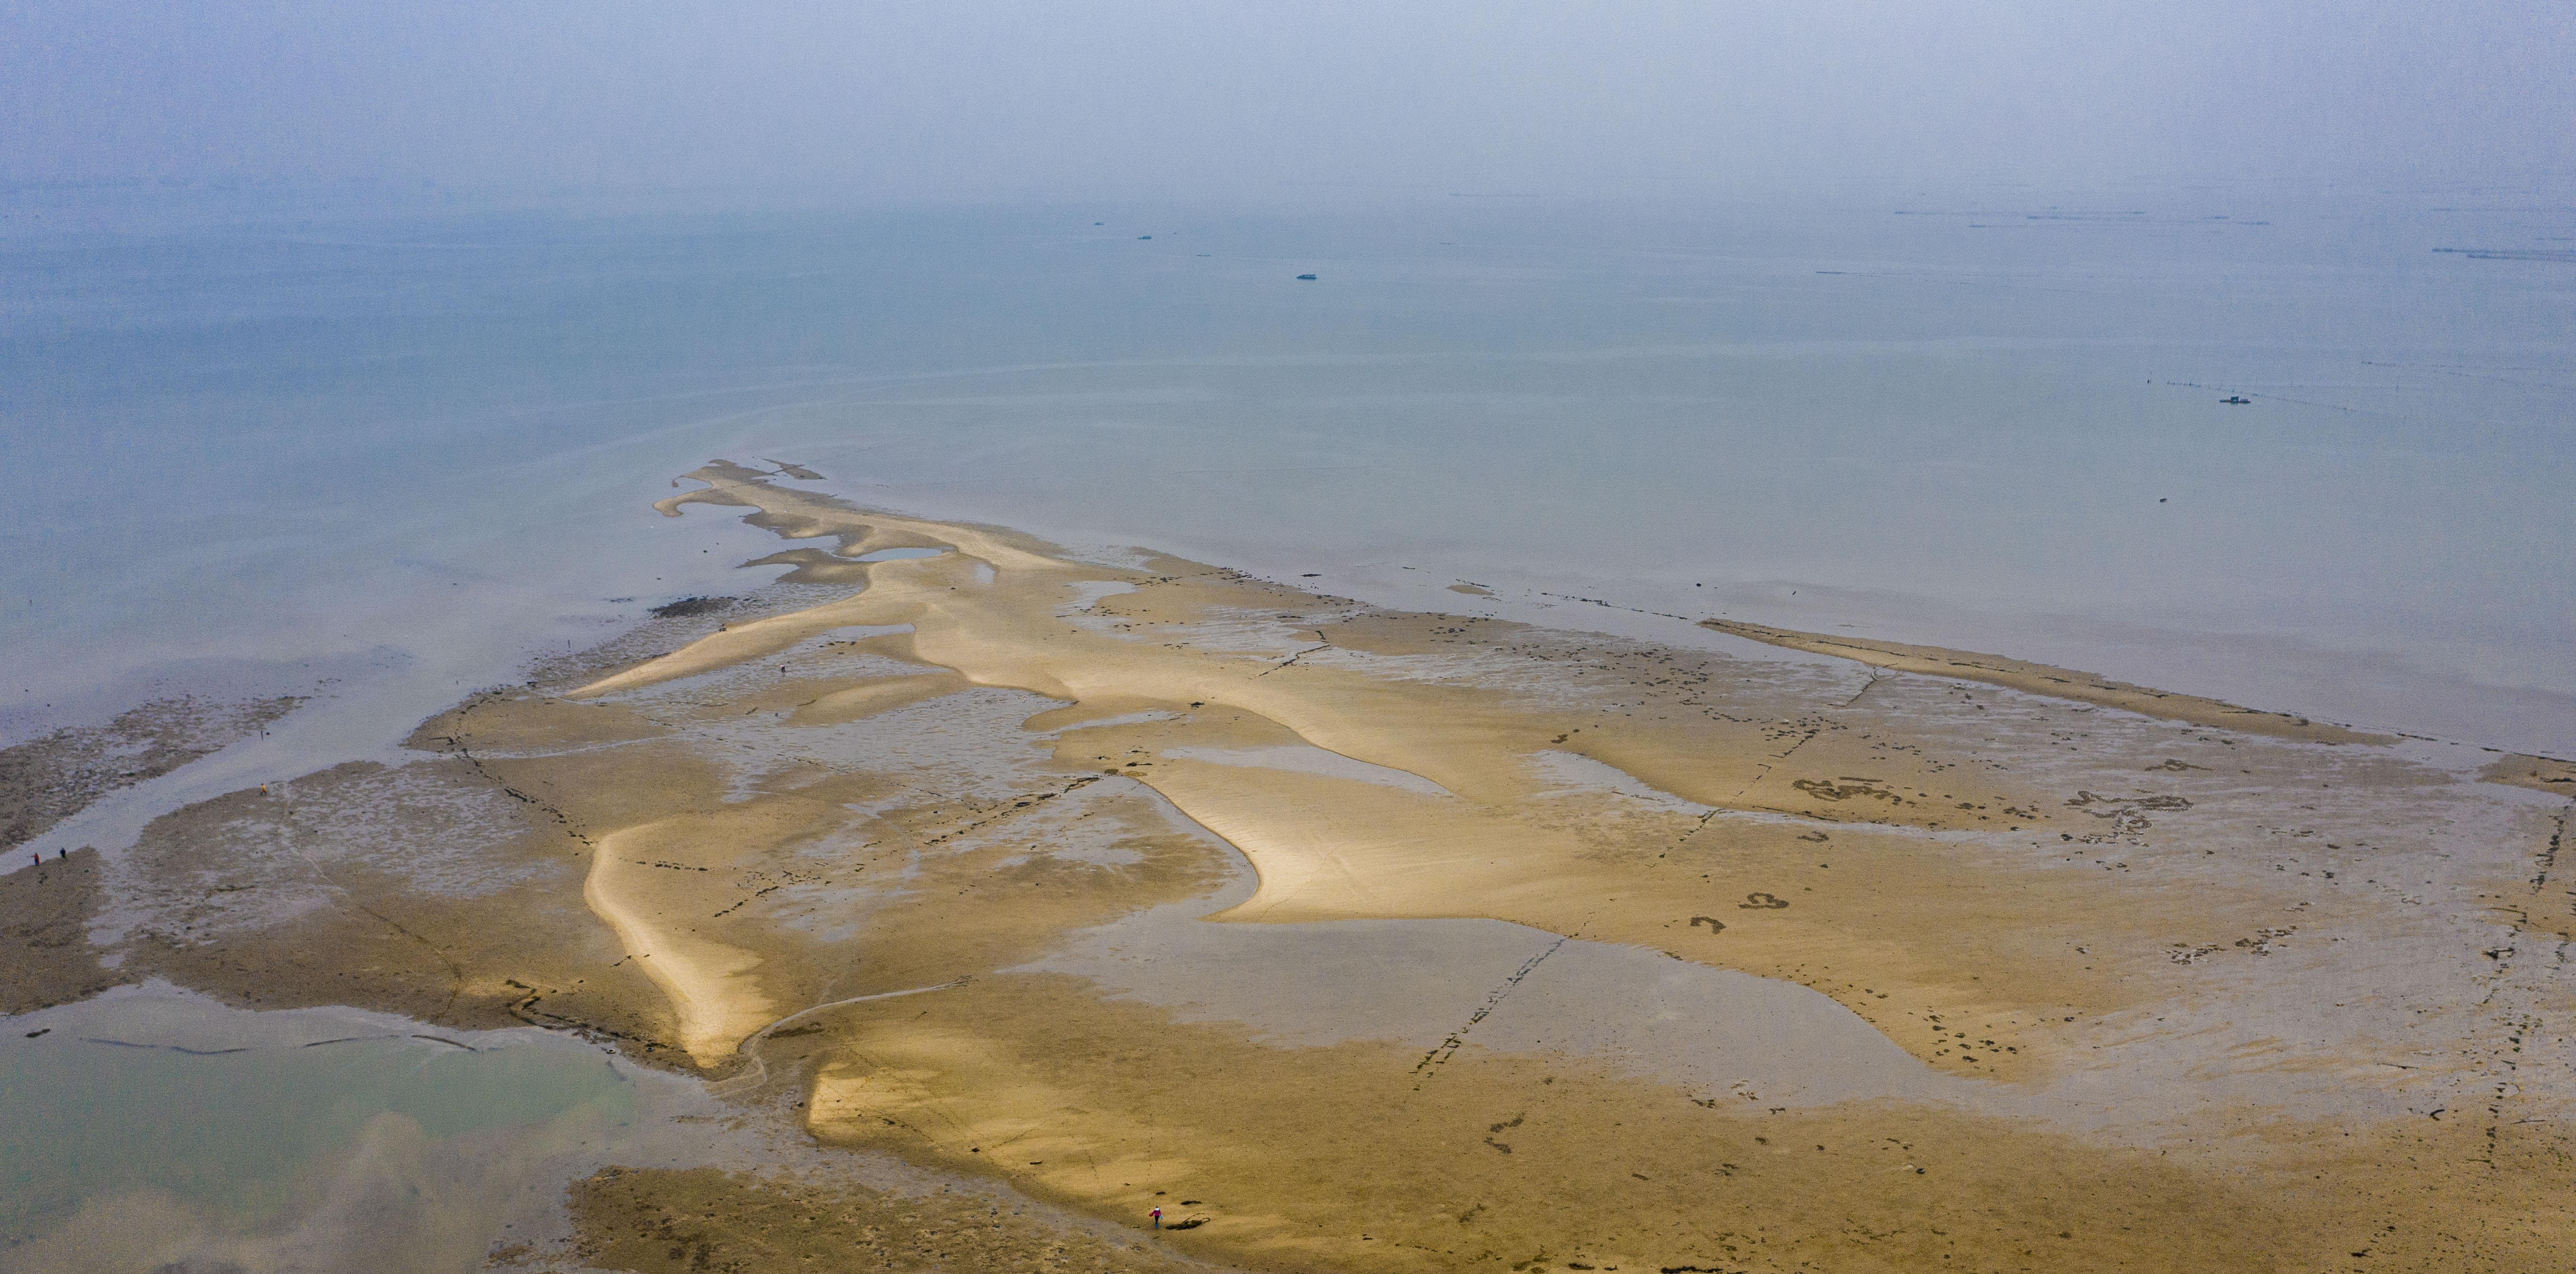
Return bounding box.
[4,184,2570,798]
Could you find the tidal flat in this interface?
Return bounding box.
[6,460,2572,1273]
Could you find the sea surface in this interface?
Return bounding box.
[4,182,2571,812]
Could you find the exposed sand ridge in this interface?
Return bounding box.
[17,459,2569,1273]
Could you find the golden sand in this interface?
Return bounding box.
[47,460,2574,1273]
[2481,750,2576,796]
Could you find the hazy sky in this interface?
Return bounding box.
[6,1,2570,201]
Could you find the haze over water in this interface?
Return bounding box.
[3,181,2571,757]
[5,181,2576,756]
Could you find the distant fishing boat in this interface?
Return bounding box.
[2221,395,2251,404]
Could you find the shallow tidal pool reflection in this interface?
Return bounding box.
[1,987,642,1274]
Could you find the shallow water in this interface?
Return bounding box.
[1024,856,1970,1109]
[0,987,655,1274]
[1166,743,1457,797]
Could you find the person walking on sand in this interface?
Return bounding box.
[1150,1206,1162,1231]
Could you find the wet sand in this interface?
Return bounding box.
[12,460,2574,1272]
[1020,853,1969,1109]
[1,695,299,853]
[566,1166,1212,1274]
[2482,751,2576,797]
[0,846,117,1015]
[1697,619,2393,746]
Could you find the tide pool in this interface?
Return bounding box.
[0,988,647,1273]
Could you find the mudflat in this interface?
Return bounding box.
[1,696,298,852]
[18,460,2573,1273]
